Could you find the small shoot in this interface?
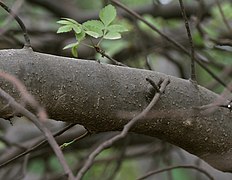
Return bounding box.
[57,4,128,57]
[60,139,76,150]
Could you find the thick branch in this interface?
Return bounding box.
[0,49,232,172]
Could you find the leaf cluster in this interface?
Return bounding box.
[57,5,128,57]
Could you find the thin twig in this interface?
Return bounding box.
[178,0,196,81]
[0,123,79,168]
[195,0,206,38]
[162,52,186,78]
[0,1,31,48]
[146,77,160,93]
[0,136,26,149]
[94,45,128,67]
[215,0,232,32]
[94,144,163,164]
[110,0,229,90]
[106,137,129,180]
[60,130,89,149]
[145,56,152,70]
[0,0,23,36]
[136,165,214,180]
[75,78,170,180]
[0,88,74,179]
[21,153,30,180]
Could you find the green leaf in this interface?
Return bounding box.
[57,20,72,25]
[72,25,81,34]
[63,42,79,50]
[107,24,128,32]
[104,31,121,39]
[83,20,104,30]
[71,46,78,57]
[83,20,104,38]
[61,18,79,25]
[99,4,116,26]
[57,25,73,33]
[75,30,86,42]
[63,42,79,57]
[85,31,101,38]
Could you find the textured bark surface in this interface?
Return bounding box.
[0,48,232,172]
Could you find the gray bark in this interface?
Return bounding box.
[0,48,232,172]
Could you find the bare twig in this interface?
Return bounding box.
[106,138,129,180]
[0,71,74,179]
[110,0,228,90]
[136,165,214,180]
[178,0,196,81]
[146,77,160,93]
[0,123,79,168]
[206,66,232,90]
[20,153,30,180]
[94,144,163,164]
[145,56,152,70]
[0,88,74,179]
[75,78,170,180]
[60,130,89,149]
[0,0,23,35]
[194,0,206,38]
[215,0,232,32]
[0,1,31,48]
[0,136,26,149]
[0,88,75,179]
[94,45,128,67]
